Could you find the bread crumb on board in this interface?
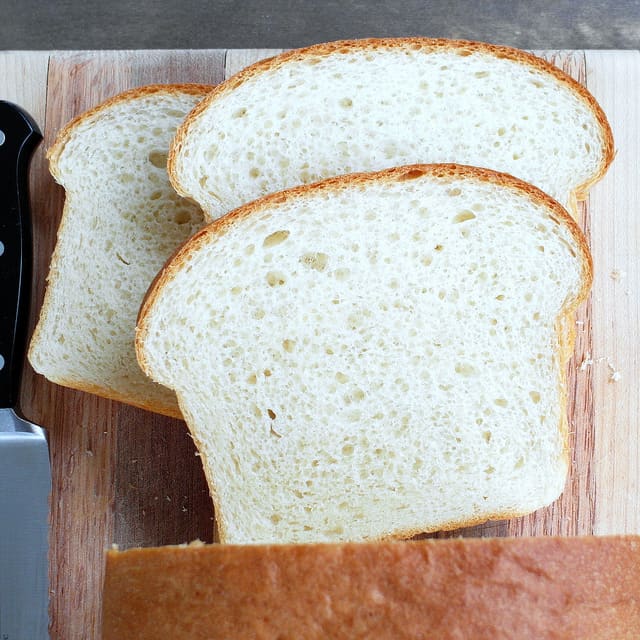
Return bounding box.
[607,360,622,383]
[579,352,594,371]
[579,351,622,382]
[610,269,626,281]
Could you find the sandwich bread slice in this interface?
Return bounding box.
[136,164,592,543]
[29,84,211,417]
[169,38,613,222]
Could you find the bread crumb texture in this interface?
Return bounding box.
[138,166,589,543]
[172,41,610,220]
[28,87,207,415]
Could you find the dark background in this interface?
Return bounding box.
[1,0,638,50]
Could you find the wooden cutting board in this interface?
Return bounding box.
[0,48,638,639]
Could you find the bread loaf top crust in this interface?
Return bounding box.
[103,535,640,639]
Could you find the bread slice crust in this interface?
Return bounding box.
[168,38,614,218]
[47,83,214,180]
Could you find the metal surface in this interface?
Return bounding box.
[0,410,50,640]
[0,0,638,50]
[0,100,49,639]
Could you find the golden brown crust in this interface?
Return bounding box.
[103,536,640,639]
[136,163,593,539]
[167,38,614,209]
[26,373,183,420]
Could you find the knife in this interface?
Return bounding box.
[0,100,50,639]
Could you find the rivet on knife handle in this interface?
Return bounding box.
[0,100,42,409]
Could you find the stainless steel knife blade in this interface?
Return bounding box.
[0,100,50,640]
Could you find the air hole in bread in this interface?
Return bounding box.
[447,187,462,196]
[205,145,218,161]
[333,268,350,281]
[530,391,541,404]
[339,97,353,108]
[148,151,167,169]
[266,271,286,287]
[300,252,328,272]
[232,107,248,118]
[455,363,476,377]
[263,230,290,247]
[453,210,476,224]
[494,398,508,408]
[174,209,192,224]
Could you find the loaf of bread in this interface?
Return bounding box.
[169,38,613,222]
[102,535,640,639]
[136,164,592,544]
[28,84,211,417]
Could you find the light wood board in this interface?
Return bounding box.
[0,48,637,639]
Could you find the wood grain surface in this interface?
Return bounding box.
[0,48,637,639]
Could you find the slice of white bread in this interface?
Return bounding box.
[169,38,613,222]
[102,536,640,639]
[136,164,592,544]
[28,85,211,418]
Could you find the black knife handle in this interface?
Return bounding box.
[0,101,42,410]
